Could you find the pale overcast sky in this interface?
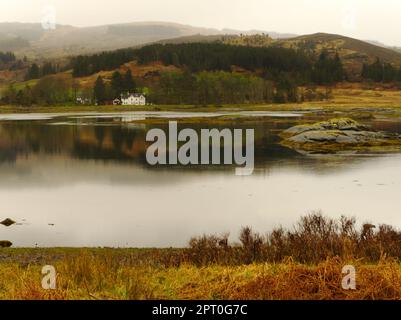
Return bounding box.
[1,0,401,46]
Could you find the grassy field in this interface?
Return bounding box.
[1,214,401,300]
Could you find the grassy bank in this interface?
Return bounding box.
[1,253,401,300]
[2,214,401,300]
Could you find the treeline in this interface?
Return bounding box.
[1,69,139,106]
[149,71,275,104]
[71,48,136,77]
[2,75,78,106]
[93,70,137,104]
[311,52,344,84]
[0,51,26,71]
[136,43,344,85]
[1,70,331,107]
[136,43,312,80]
[70,43,345,86]
[147,70,331,105]
[25,62,60,80]
[0,51,16,64]
[362,58,401,82]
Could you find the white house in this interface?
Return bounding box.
[121,93,146,106]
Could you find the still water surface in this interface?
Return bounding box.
[1,111,401,247]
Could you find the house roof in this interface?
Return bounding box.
[120,93,145,99]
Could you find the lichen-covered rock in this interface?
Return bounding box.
[280,118,401,153]
[281,118,369,138]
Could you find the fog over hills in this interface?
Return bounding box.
[0,21,297,58]
[1,21,401,81]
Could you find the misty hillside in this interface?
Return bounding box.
[2,22,401,81]
[0,22,295,58]
[274,33,401,80]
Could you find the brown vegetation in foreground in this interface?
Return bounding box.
[230,258,401,300]
[187,213,401,265]
[1,213,401,300]
[2,252,401,300]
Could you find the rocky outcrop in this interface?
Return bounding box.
[280,118,401,153]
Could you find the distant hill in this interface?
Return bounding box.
[185,33,401,80]
[0,22,296,59]
[158,32,401,79]
[2,22,401,81]
[273,33,401,80]
[0,22,220,58]
[365,39,401,54]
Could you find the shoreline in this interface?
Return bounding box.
[1,103,401,118]
[0,247,400,300]
[2,86,401,114]
[0,213,400,299]
[1,104,401,117]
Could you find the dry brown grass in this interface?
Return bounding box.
[1,214,401,300]
[230,258,401,300]
[1,250,401,300]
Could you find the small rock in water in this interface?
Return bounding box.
[0,218,16,227]
[0,241,12,248]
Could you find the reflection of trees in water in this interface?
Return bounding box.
[0,121,370,173]
[0,123,148,164]
[0,123,76,162]
[0,121,312,163]
[94,126,105,146]
[0,122,293,165]
[73,126,148,163]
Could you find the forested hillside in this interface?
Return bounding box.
[70,42,345,85]
[156,33,401,81]
[4,37,401,107]
[2,42,346,106]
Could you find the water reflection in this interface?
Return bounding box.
[0,112,400,247]
[0,116,377,174]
